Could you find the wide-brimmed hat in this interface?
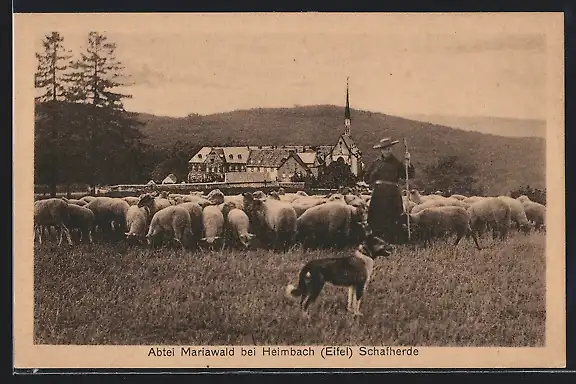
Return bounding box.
[373,137,400,150]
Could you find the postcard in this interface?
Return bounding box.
[14,12,565,369]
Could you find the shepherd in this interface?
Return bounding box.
[362,137,415,244]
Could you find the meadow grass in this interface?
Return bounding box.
[34,231,545,346]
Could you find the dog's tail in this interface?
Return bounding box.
[285,270,311,300]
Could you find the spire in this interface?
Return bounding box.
[344,77,351,136]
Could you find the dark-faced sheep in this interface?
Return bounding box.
[409,206,481,250]
[243,192,297,251]
[87,197,131,237]
[467,197,512,240]
[65,204,95,244]
[206,189,226,205]
[176,202,204,247]
[137,194,172,219]
[34,198,73,246]
[146,205,194,250]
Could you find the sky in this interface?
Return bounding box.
[34,14,547,120]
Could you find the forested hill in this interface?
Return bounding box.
[134,105,545,195]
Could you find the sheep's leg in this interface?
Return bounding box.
[471,230,482,250]
[453,231,463,246]
[62,224,73,245]
[58,224,73,246]
[36,225,43,245]
[347,286,355,312]
[57,227,64,246]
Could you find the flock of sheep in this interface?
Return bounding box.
[33,186,546,252]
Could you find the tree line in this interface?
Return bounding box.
[34,32,163,196]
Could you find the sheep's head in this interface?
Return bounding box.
[207,189,225,205]
[238,233,255,249]
[125,232,145,244]
[221,202,235,219]
[198,236,224,251]
[328,193,345,203]
[268,191,281,200]
[252,191,267,200]
[520,222,533,234]
[137,194,155,208]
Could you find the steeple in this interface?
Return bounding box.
[344,77,351,136]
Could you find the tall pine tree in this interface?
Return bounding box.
[68,32,145,193]
[34,32,73,196]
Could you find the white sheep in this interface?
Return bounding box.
[411,197,469,215]
[146,206,194,250]
[523,201,546,231]
[200,205,225,248]
[497,196,532,233]
[125,205,151,241]
[79,196,97,204]
[409,206,481,250]
[221,203,255,249]
[467,197,512,240]
[409,189,445,205]
[123,196,141,206]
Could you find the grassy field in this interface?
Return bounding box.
[34,232,546,346]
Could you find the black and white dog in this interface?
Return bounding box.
[285,222,394,317]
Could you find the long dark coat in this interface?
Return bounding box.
[363,152,415,244]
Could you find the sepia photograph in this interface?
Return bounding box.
[14,13,565,369]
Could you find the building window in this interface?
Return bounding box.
[198,154,203,159]
[238,154,242,159]
[229,154,233,159]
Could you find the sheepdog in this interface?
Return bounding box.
[285,222,394,318]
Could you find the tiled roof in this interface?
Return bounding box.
[222,147,250,164]
[247,149,291,168]
[338,135,361,156]
[189,147,213,163]
[297,152,317,164]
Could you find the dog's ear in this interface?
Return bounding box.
[371,236,393,258]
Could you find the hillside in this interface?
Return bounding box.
[402,114,546,138]
[135,105,546,195]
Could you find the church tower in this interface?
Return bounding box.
[344,77,351,136]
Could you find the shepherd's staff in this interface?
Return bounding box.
[404,138,411,241]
